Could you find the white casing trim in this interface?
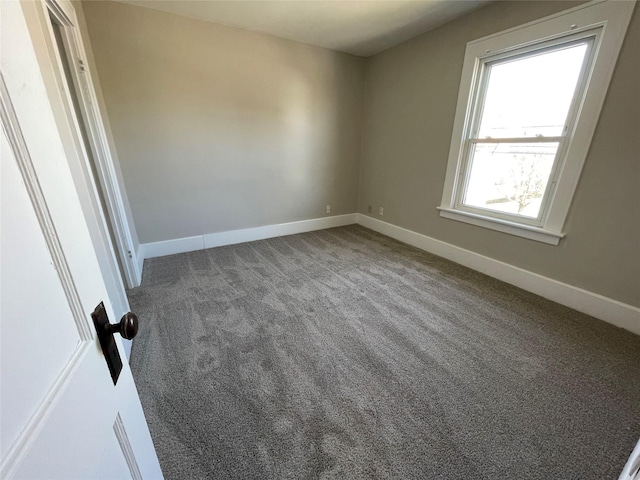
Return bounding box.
[437,207,564,245]
[357,214,640,336]
[140,214,358,260]
[43,0,141,289]
[135,244,144,285]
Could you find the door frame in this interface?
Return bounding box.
[43,0,141,290]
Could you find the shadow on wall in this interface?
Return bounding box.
[83,0,365,244]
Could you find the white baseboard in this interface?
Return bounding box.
[140,234,204,261]
[140,213,358,260]
[357,214,640,336]
[203,214,358,249]
[137,212,638,336]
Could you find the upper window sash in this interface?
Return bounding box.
[469,34,598,141]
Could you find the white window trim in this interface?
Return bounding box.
[438,0,635,245]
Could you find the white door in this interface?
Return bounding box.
[0,1,162,478]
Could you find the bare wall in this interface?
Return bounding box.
[82,1,365,244]
[358,1,640,307]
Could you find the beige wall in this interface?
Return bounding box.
[73,0,141,254]
[83,0,638,307]
[82,1,365,244]
[358,1,640,307]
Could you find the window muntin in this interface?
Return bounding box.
[455,35,595,224]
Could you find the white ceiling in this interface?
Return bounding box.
[116,0,491,57]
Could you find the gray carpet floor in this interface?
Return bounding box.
[128,225,640,479]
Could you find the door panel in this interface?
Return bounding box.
[0,133,82,456]
[0,1,162,478]
[0,111,117,478]
[94,421,140,480]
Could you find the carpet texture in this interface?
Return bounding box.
[128,225,640,479]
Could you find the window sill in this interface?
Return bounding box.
[437,207,564,245]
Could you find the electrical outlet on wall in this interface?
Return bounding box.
[326,205,331,214]
[379,207,384,216]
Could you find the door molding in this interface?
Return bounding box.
[44,0,141,289]
[0,74,91,341]
[114,414,143,480]
[0,71,94,480]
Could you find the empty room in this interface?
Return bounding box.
[2,0,639,478]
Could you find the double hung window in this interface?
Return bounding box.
[438,1,634,244]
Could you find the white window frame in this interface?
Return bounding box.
[438,0,635,245]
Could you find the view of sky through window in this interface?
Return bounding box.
[462,42,589,218]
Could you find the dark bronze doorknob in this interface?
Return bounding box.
[91,302,139,385]
[108,312,139,340]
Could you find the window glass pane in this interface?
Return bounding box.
[477,43,588,139]
[462,143,558,218]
